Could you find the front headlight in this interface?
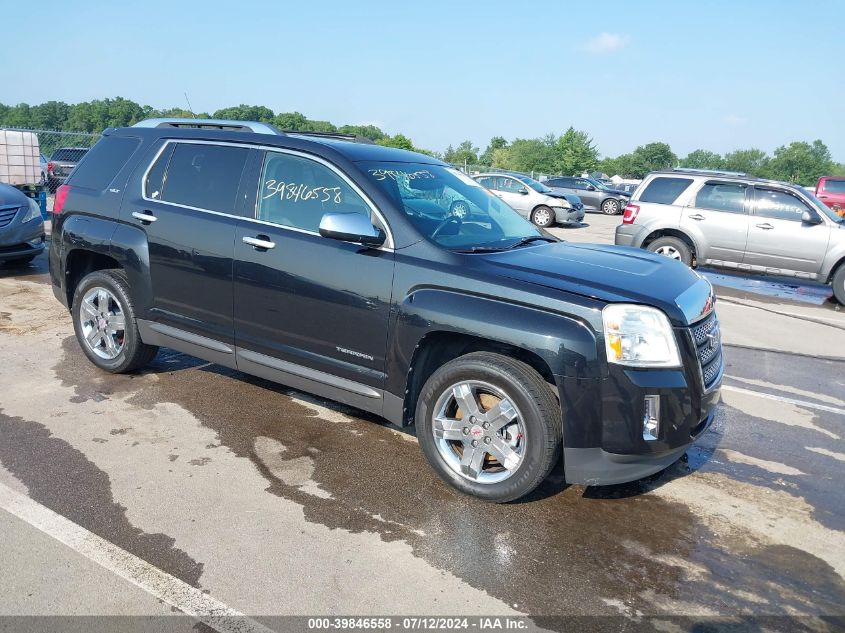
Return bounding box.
[602,304,681,368]
[21,198,42,223]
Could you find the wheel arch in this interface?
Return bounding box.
[64,249,123,307]
[641,228,699,263]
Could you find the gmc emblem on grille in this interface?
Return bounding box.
[706,330,720,351]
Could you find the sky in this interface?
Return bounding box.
[2,0,843,160]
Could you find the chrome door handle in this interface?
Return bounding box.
[242,235,276,250]
[756,223,774,230]
[131,211,157,223]
[687,214,706,221]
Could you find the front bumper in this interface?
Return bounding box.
[554,206,585,225]
[558,317,723,486]
[0,215,46,260]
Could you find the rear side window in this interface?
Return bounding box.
[67,138,138,190]
[754,188,810,222]
[160,143,250,213]
[51,148,88,162]
[694,182,747,214]
[822,179,845,194]
[638,177,693,205]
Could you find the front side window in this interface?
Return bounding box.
[694,182,747,214]
[361,161,542,251]
[754,189,811,222]
[257,151,370,232]
[160,143,249,213]
[497,177,525,193]
[638,177,693,205]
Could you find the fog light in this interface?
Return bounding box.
[643,395,660,441]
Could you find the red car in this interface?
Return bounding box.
[815,176,845,217]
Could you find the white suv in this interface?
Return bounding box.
[615,168,845,304]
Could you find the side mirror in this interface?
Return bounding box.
[518,188,529,195]
[319,212,386,246]
[801,210,823,225]
[586,185,596,191]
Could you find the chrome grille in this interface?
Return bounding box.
[0,206,21,228]
[690,311,722,390]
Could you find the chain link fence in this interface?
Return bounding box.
[1,128,102,191]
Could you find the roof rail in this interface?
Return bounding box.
[284,130,375,145]
[132,118,282,135]
[670,167,748,177]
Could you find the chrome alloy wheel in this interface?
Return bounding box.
[451,201,470,219]
[533,208,552,226]
[654,245,682,260]
[431,381,526,484]
[78,287,126,360]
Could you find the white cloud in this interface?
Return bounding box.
[724,114,747,125]
[584,32,629,55]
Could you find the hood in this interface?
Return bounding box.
[478,242,714,325]
[542,191,574,205]
[0,183,29,208]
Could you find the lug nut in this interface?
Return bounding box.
[484,437,492,444]
[462,427,469,435]
[471,440,479,447]
[482,422,490,430]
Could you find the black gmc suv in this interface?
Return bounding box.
[49,118,722,502]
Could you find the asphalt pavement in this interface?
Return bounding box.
[0,217,843,632]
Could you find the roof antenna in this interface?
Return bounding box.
[184,92,196,118]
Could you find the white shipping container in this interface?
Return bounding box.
[0,129,42,186]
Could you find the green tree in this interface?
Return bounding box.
[497,136,558,173]
[681,149,724,170]
[377,133,414,151]
[598,153,637,178]
[555,127,599,176]
[444,140,479,165]
[628,142,677,178]
[213,104,274,122]
[722,148,769,176]
[479,136,508,165]
[766,140,834,186]
[272,111,309,130]
[338,124,386,142]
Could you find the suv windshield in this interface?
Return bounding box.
[360,162,546,251]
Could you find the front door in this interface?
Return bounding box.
[572,178,600,211]
[233,149,395,395]
[130,140,251,344]
[681,180,750,264]
[487,176,532,217]
[745,187,831,276]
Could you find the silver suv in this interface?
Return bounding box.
[615,169,845,304]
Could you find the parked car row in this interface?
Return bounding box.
[472,173,585,227]
[0,182,47,266]
[615,168,845,304]
[543,176,632,215]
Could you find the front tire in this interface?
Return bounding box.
[647,236,693,266]
[601,198,621,215]
[71,269,158,373]
[832,265,845,305]
[416,352,561,502]
[530,205,554,228]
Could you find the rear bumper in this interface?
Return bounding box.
[614,223,640,247]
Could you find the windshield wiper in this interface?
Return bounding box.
[505,236,558,250]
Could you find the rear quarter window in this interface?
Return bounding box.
[67,137,140,190]
[638,177,694,205]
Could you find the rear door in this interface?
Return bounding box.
[745,186,831,276]
[133,140,251,344]
[681,180,750,265]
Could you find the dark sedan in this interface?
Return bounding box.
[544,176,631,215]
[0,183,46,266]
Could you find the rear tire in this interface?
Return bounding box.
[71,269,158,373]
[647,236,692,267]
[415,352,561,503]
[833,265,845,305]
[530,206,554,228]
